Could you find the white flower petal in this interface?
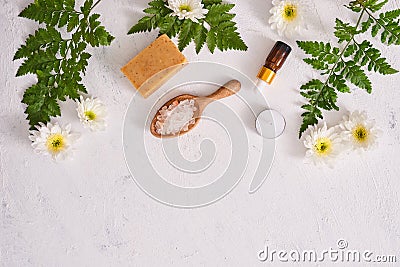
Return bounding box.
[28,122,78,161]
[338,110,379,151]
[167,0,208,23]
[303,122,343,166]
[268,0,307,38]
[76,96,107,132]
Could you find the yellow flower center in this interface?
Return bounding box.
[46,133,65,153]
[85,110,97,121]
[282,4,297,22]
[314,137,332,156]
[179,4,192,12]
[352,124,368,143]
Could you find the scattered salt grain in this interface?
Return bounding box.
[155,99,197,135]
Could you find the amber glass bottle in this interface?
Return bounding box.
[257,41,292,85]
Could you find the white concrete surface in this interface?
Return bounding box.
[1,0,400,266]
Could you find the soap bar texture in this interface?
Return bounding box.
[121,34,187,98]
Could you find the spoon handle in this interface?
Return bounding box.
[206,80,241,100]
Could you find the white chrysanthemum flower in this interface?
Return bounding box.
[76,96,107,131]
[29,122,79,161]
[339,111,379,151]
[167,0,208,23]
[304,122,343,166]
[269,0,306,38]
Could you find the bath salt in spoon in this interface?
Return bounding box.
[150,80,241,138]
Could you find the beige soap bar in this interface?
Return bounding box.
[121,34,187,98]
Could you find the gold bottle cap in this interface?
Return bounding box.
[257,66,276,85]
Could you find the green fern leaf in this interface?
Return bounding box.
[341,62,372,93]
[15,0,113,129]
[297,2,399,137]
[350,40,398,74]
[206,29,217,53]
[14,27,62,60]
[178,19,194,51]
[193,23,207,54]
[159,16,179,37]
[127,0,246,54]
[363,0,389,12]
[215,26,247,51]
[367,9,400,45]
[128,16,154,34]
[203,0,223,6]
[205,3,235,27]
[335,18,358,43]
[303,58,329,70]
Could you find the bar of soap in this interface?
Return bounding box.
[121,34,187,98]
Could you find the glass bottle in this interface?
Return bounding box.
[255,41,291,139]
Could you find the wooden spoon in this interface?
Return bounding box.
[150,80,241,138]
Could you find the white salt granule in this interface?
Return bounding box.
[155,99,197,135]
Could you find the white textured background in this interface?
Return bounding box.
[1,0,400,266]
